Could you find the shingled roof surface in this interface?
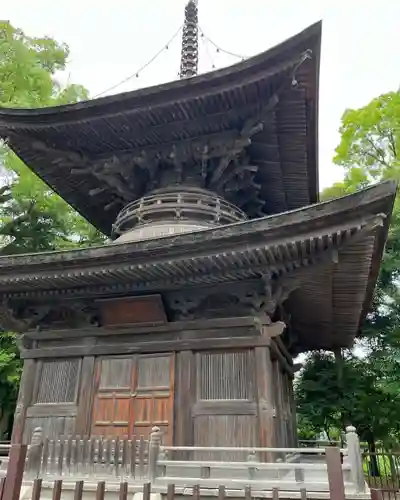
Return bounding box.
[0,22,321,235]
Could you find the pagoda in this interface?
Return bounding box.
[0,5,396,452]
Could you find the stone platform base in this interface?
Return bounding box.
[18,480,371,500]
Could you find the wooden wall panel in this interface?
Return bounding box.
[197,351,253,400]
[19,358,81,442]
[23,416,75,442]
[193,350,257,454]
[35,360,80,404]
[194,415,256,460]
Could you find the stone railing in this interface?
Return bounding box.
[152,426,366,495]
[0,426,367,496]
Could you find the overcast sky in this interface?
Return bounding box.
[2,0,399,190]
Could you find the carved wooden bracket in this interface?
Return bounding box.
[0,299,34,333]
[165,273,300,322]
[0,298,100,333]
[24,117,272,218]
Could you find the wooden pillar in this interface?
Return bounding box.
[11,359,36,444]
[287,375,298,446]
[3,444,28,500]
[174,351,195,452]
[75,356,95,436]
[254,345,275,451]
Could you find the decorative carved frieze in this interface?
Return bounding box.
[0,299,100,333]
[166,274,300,322]
[22,100,277,219]
[0,299,34,333]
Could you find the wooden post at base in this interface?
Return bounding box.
[2,444,27,500]
[255,345,275,457]
[11,359,36,444]
[326,446,346,500]
[370,489,384,500]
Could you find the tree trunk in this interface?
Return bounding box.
[367,435,380,477]
[333,348,347,430]
[6,412,14,440]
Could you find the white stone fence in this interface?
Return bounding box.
[0,426,367,496]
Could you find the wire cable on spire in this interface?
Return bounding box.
[93,24,183,98]
[199,26,248,61]
[200,32,216,71]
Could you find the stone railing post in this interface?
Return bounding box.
[26,427,43,479]
[346,425,365,493]
[148,426,162,482]
[247,450,257,480]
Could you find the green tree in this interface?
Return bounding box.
[0,21,106,252]
[0,22,106,438]
[296,90,400,451]
[334,91,400,182]
[296,353,400,446]
[332,90,400,381]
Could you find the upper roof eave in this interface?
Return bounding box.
[0,22,322,233]
[0,22,322,126]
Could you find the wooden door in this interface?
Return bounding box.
[133,354,175,444]
[91,357,134,437]
[91,354,174,443]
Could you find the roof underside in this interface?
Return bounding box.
[0,23,321,236]
[0,181,396,352]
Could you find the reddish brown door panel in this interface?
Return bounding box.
[91,354,174,443]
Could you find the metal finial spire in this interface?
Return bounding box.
[180,0,199,79]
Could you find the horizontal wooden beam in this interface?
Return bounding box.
[192,401,257,417]
[21,335,273,360]
[24,316,263,340]
[26,404,77,418]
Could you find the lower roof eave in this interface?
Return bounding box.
[0,211,387,295]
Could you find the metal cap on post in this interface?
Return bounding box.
[346,425,366,493]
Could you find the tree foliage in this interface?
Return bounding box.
[334,91,400,182]
[296,90,400,447]
[0,22,106,437]
[0,21,106,253]
[296,353,400,446]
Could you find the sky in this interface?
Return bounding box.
[2,0,400,190]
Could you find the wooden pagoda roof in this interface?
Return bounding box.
[0,22,321,235]
[0,181,395,351]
